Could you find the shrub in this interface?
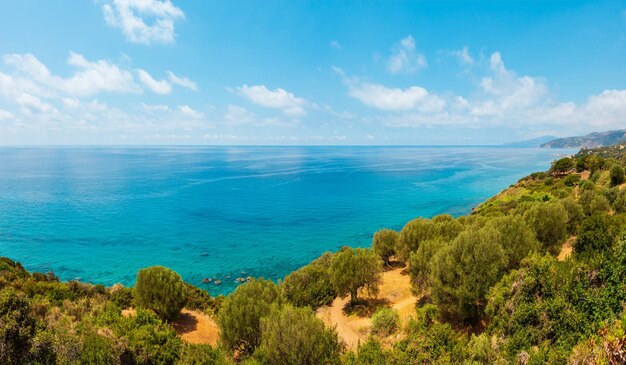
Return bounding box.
[330,247,382,303]
[110,286,134,309]
[134,266,186,321]
[523,202,569,255]
[218,278,281,355]
[372,228,398,265]
[610,164,625,186]
[574,214,615,256]
[429,227,507,321]
[256,304,340,365]
[551,158,574,173]
[483,215,540,269]
[563,174,581,186]
[282,261,335,309]
[407,238,446,289]
[0,287,36,364]
[371,308,400,336]
[178,344,232,365]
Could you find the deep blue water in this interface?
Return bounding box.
[0,146,573,295]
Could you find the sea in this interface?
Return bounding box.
[0,146,573,295]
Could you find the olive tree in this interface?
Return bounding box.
[282,261,336,310]
[330,247,382,303]
[257,304,340,365]
[134,266,186,321]
[372,228,398,265]
[523,202,569,255]
[483,216,540,269]
[217,278,281,355]
[429,227,508,321]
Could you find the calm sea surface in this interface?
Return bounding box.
[0,146,573,295]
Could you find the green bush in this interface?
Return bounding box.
[371,307,400,336]
[256,304,340,365]
[178,344,232,365]
[563,174,581,186]
[217,278,281,355]
[330,247,382,303]
[429,227,507,321]
[372,228,398,265]
[407,238,446,289]
[610,164,625,186]
[110,286,134,309]
[523,202,569,255]
[134,266,186,321]
[0,287,36,364]
[282,260,336,309]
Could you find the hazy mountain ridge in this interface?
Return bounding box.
[502,135,558,147]
[541,129,626,148]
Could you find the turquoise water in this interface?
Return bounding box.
[0,146,572,295]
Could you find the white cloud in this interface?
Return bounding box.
[235,84,307,117]
[0,108,14,121]
[103,0,185,45]
[387,35,427,74]
[224,104,256,125]
[330,40,342,50]
[348,82,445,112]
[177,105,204,119]
[167,71,197,91]
[137,69,171,94]
[1,52,141,99]
[451,46,474,65]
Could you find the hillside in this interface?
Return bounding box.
[1,144,626,364]
[541,129,626,148]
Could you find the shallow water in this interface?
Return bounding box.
[0,146,572,295]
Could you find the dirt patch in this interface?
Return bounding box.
[121,308,136,317]
[557,236,575,261]
[316,266,417,349]
[172,309,220,346]
[580,171,591,180]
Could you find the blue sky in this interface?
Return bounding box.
[0,0,625,145]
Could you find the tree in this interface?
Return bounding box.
[551,158,574,174]
[523,202,569,255]
[282,261,336,310]
[0,287,36,365]
[407,238,446,289]
[372,228,398,265]
[429,227,507,321]
[217,278,281,355]
[483,216,540,269]
[610,164,625,186]
[257,304,340,365]
[560,198,585,234]
[396,218,435,262]
[574,214,615,256]
[134,266,186,321]
[330,247,382,303]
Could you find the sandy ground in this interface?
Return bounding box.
[316,266,416,350]
[172,309,220,346]
[121,307,219,346]
[558,236,575,261]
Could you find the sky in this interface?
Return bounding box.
[0,0,625,145]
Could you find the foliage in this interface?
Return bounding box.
[282,256,336,309]
[134,266,186,321]
[523,202,569,254]
[217,278,281,356]
[0,287,36,364]
[407,238,446,289]
[372,228,398,265]
[256,304,340,365]
[551,157,574,173]
[610,164,625,186]
[429,227,508,321]
[330,247,382,303]
[483,215,540,269]
[370,307,400,336]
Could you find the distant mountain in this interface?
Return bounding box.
[503,135,558,147]
[540,129,626,148]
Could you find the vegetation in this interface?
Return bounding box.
[330,247,382,303]
[134,266,186,321]
[2,141,626,363]
[370,307,400,336]
[256,304,341,365]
